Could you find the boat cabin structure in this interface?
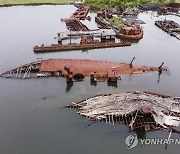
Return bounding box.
[117,25,143,40]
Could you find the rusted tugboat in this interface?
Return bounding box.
[116,25,143,40]
[0,59,167,83]
[67,91,180,133]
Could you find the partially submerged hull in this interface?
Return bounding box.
[67,91,180,132]
[0,59,167,82]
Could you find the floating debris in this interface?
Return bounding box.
[155,20,180,40]
[0,59,167,82]
[67,91,180,133]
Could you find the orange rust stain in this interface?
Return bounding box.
[40,59,160,77]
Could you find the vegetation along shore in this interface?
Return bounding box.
[0,0,179,7]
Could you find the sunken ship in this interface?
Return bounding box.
[67,91,180,133]
[0,59,166,83]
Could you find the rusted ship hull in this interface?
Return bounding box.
[116,32,143,40]
[0,59,167,82]
[33,41,131,53]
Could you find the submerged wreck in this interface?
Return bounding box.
[67,91,180,133]
[0,59,167,83]
[155,20,180,40]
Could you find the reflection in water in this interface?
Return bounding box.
[66,80,118,92]
[90,80,97,86]
[66,81,73,92]
[135,129,146,139]
[107,81,118,87]
[158,71,162,83]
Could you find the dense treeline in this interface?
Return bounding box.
[85,0,176,8]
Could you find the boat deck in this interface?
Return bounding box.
[40,59,162,77]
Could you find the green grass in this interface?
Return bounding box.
[0,0,79,5]
[85,0,180,8]
[0,0,179,6]
[108,17,124,30]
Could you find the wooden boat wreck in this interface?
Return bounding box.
[155,20,180,40]
[0,59,167,82]
[34,37,131,53]
[117,25,143,40]
[67,91,180,133]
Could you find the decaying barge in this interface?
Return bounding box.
[67,91,180,133]
[155,20,180,40]
[0,59,167,83]
[34,37,131,53]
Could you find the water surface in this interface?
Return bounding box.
[0,5,180,154]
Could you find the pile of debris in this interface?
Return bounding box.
[67,91,180,133]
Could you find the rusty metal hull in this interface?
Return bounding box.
[34,41,131,53]
[0,59,167,82]
[116,32,143,40]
